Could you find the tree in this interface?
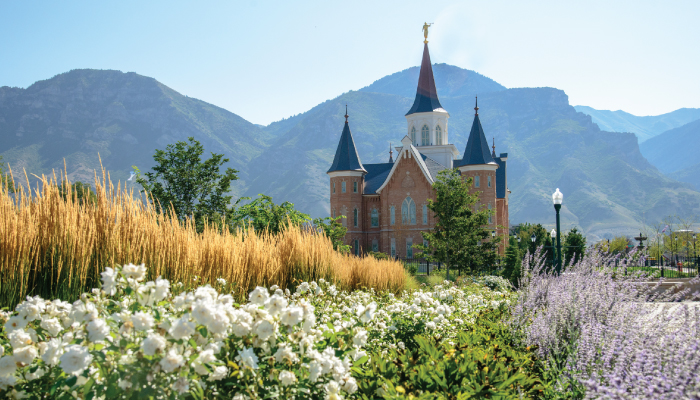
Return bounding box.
[563,227,586,265]
[58,181,97,206]
[0,156,15,193]
[233,194,310,235]
[134,137,238,232]
[511,223,554,268]
[313,216,350,253]
[414,169,498,280]
[501,236,522,286]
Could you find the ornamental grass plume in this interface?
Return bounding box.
[0,166,405,308]
[511,247,700,399]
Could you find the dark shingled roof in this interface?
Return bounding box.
[455,113,495,167]
[406,43,444,116]
[419,153,448,180]
[362,163,393,194]
[327,120,366,173]
[495,153,508,198]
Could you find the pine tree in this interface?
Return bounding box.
[414,169,498,280]
[502,236,522,286]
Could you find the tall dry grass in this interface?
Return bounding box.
[0,167,405,308]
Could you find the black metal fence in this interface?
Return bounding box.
[398,258,501,276]
[613,256,700,279]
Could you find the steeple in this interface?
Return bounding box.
[455,98,496,167]
[492,138,496,158]
[405,42,445,116]
[327,108,366,174]
[389,143,394,163]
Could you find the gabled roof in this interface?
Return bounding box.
[419,153,449,180]
[363,163,394,194]
[375,136,435,194]
[327,117,366,174]
[406,43,445,116]
[455,108,496,167]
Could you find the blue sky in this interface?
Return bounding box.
[1,0,699,125]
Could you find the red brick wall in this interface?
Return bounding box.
[460,169,497,231]
[329,175,364,253]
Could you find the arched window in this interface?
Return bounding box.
[474,175,480,188]
[488,175,492,188]
[333,181,335,193]
[342,181,346,193]
[353,208,358,227]
[436,125,443,145]
[422,204,428,224]
[390,206,395,225]
[411,127,417,144]
[488,203,492,224]
[402,197,416,225]
[371,208,379,227]
[406,237,413,258]
[354,239,359,256]
[372,239,378,252]
[421,125,429,146]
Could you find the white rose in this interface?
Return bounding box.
[8,330,32,349]
[236,347,259,370]
[159,348,184,373]
[132,312,154,331]
[40,318,63,337]
[208,366,228,381]
[254,320,275,340]
[141,332,167,356]
[0,356,17,377]
[193,349,217,375]
[248,287,269,306]
[59,345,92,375]
[279,307,304,327]
[122,263,146,281]
[87,318,110,342]
[4,316,28,333]
[169,317,195,340]
[353,330,368,347]
[39,338,63,366]
[279,370,297,386]
[101,267,118,296]
[13,346,37,365]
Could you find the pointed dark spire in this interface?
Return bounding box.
[405,43,444,116]
[455,103,495,167]
[474,96,479,115]
[327,110,366,174]
[492,138,496,158]
[389,143,394,163]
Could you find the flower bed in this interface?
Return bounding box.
[0,264,516,399]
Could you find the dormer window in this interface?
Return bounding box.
[436,125,442,145]
[411,126,417,144]
[421,125,429,146]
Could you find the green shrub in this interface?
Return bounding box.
[354,307,546,399]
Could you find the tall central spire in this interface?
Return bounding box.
[405,41,444,116]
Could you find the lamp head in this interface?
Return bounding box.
[551,229,557,238]
[693,234,697,240]
[491,231,496,237]
[530,234,536,243]
[552,188,563,205]
[517,236,521,243]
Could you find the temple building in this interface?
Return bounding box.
[327,34,509,258]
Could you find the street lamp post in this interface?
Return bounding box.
[491,231,496,275]
[552,189,564,274]
[551,229,557,271]
[693,233,697,274]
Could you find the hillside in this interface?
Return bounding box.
[0,69,268,195]
[574,105,700,143]
[639,118,700,174]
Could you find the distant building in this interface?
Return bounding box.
[327,38,510,257]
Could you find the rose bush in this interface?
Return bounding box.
[0,264,511,399]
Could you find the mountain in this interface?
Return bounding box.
[574,106,700,143]
[0,69,268,195]
[2,67,699,241]
[639,118,700,175]
[244,68,700,240]
[672,163,700,191]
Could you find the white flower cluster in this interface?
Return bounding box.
[0,266,510,398]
